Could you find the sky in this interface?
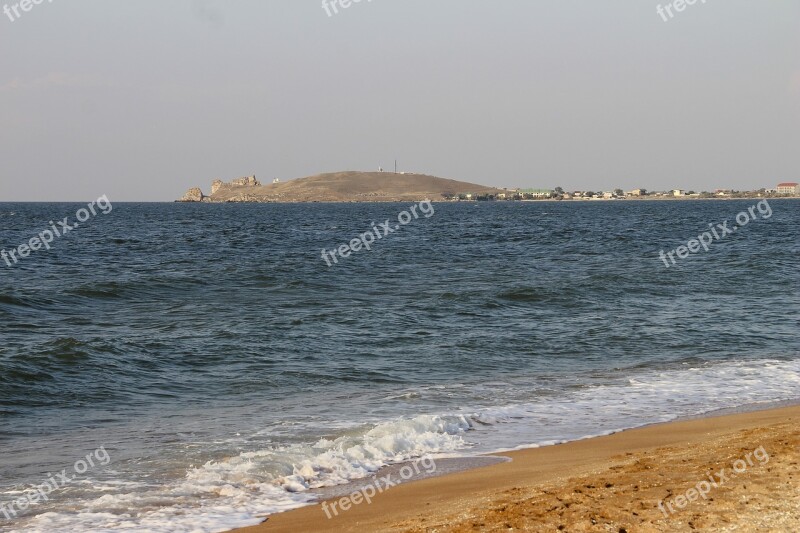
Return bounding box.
[1,0,799,201]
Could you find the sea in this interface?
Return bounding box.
[0,199,798,532]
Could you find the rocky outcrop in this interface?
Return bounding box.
[230,175,260,187]
[178,176,261,201]
[177,187,206,202]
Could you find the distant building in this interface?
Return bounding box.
[777,182,799,194]
[673,189,685,197]
[627,188,646,196]
[272,178,281,184]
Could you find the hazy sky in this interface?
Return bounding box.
[1,0,799,201]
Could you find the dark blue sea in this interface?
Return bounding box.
[0,200,798,531]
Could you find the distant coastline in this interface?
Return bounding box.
[177,171,799,204]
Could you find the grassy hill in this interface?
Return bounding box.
[194,171,503,202]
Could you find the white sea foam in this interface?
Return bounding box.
[6,357,799,532]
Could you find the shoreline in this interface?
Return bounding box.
[4,197,798,204]
[174,196,800,204]
[234,404,800,532]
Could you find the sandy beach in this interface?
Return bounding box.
[237,406,800,533]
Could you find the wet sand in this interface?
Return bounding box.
[235,406,800,532]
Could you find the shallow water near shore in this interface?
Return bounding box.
[1,200,798,532]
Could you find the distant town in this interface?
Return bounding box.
[445,182,800,201]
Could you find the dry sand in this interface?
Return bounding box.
[235,406,800,532]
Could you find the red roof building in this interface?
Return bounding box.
[776,182,799,194]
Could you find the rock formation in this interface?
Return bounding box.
[230,175,260,187]
[177,187,206,202]
[179,175,261,202]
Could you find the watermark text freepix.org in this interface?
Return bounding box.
[1,446,111,520]
[657,0,707,22]
[2,195,113,268]
[322,457,436,519]
[321,199,434,267]
[322,0,372,18]
[3,0,54,23]
[657,445,769,517]
[659,199,771,268]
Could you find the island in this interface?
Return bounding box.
[178,172,800,203]
[177,171,504,203]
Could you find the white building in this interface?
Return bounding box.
[776,182,799,194]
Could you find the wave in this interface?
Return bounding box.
[8,357,800,532]
[15,414,471,532]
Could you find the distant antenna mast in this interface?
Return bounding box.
[395,160,397,174]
